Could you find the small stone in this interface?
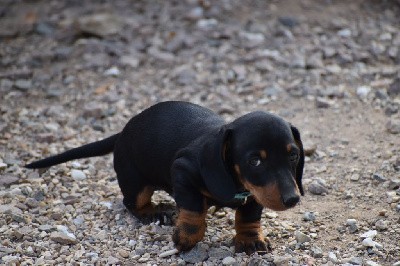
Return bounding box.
[222,256,236,265]
[307,52,324,69]
[295,231,311,244]
[104,66,120,77]
[0,204,23,215]
[239,31,265,48]
[375,219,388,231]
[120,55,140,68]
[278,16,299,28]
[118,250,130,258]
[362,237,377,248]
[263,86,283,97]
[0,174,19,187]
[288,53,306,68]
[35,22,55,36]
[310,246,323,258]
[346,219,358,233]
[208,247,233,260]
[308,180,329,195]
[25,198,39,208]
[303,211,316,222]
[303,141,317,156]
[82,103,103,119]
[0,161,8,170]
[388,178,400,190]
[14,79,32,90]
[50,232,77,245]
[196,19,218,30]
[393,261,400,266]
[337,28,352,37]
[38,224,54,232]
[273,255,291,266]
[77,13,123,38]
[315,97,333,108]
[186,7,204,21]
[328,252,338,263]
[373,173,387,182]
[360,230,377,239]
[350,174,360,181]
[159,249,179,258]
[107,256,119,264]
[180,244,208,263]
[356,86,372,99]
[176,69,196,86]
[386,119,400,134]
[388,77,400,97]
[365,260,381,266]
[71,170,87,181]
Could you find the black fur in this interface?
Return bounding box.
[26,101,305,254]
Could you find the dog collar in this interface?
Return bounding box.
[233,191,252,205]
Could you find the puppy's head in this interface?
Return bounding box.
[201,111,304,210]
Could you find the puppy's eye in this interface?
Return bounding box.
[290,152,299,162]
[248,157,261,167]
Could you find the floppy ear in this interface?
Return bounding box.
[200,127,236,203]
[290,125,305,196]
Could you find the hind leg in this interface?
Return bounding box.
[115,165,175,225]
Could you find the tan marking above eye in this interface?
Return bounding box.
[259,150,267,159]
[234,164,241,176]
[287,144,292,152]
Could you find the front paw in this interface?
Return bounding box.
[172,223,205,251]
[234,237,272,255]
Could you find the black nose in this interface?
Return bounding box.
[282,194,300,208]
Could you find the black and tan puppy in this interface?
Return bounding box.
[26,101,304,254]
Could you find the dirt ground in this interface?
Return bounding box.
[1,0,400,265]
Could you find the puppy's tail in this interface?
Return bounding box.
[25,133,120,169]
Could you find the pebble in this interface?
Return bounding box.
[356,86,371,99]
[278,16,299,28]
[208,247,233,259]
[310,246,323,258]
[328,252,338,263]
[186,7,204,21]
[315,97,333,108]
[372,173,387,182]
[180,244,208,263]
[71,169,87,181]
[0,204,23,215]
[120,55,140,68]
[346,219,358,233]
[104,66,121,77]
[222,256,236,265]
[238,31,265,48]
[365,261,381,266]
[308,180,329,195]
[196,19,218,30]
[337,28,352,37]
[386,119,400,134]
[0,174,19,187]
[295,231,311,244]
[388,178,400,190]
[361,237,383,249]
[159,248,179,258]
[303,211,316,222]
[375,219,388,231]
[50,232,77,245]
[360,230,377,239]
[77,13,123,37]
[14,79,32,90]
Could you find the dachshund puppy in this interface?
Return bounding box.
[26,101,304,254]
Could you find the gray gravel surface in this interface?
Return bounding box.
[1,0,400,265]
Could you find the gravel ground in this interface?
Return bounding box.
[1,0,400,265]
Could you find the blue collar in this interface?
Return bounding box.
[233,191,252,205]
